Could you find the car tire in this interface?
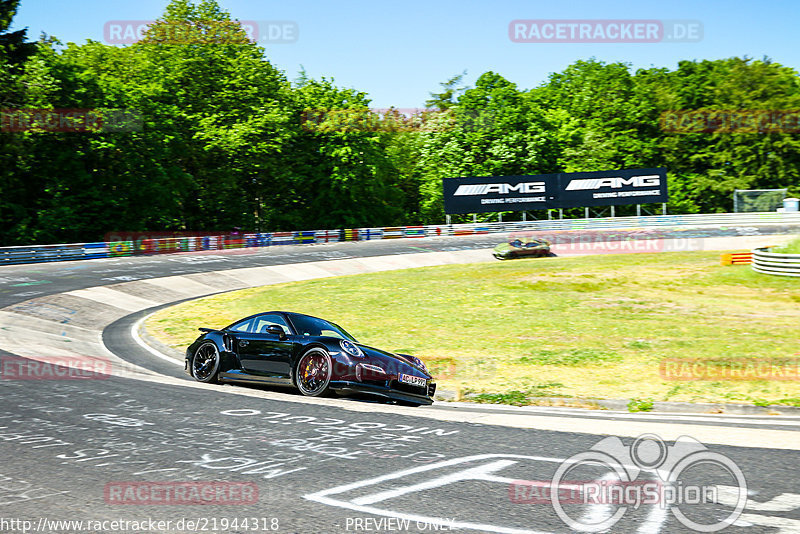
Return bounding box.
[295,347,333,397]
[191,341,220,383]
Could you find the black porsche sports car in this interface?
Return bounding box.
[185,311,435,406]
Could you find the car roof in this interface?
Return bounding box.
[234,311,325,323]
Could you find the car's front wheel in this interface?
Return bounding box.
[191,341,220,383]
[295,347,333,397]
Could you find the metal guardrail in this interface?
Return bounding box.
[751,247,800,277]
[0,242,109,265]
[2,212,800,266]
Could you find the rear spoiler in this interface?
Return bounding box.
[198,327,216,333]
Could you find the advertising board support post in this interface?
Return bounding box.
[636,203,669,217]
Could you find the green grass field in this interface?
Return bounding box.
[146,250,800,407]
[773,236,800,254]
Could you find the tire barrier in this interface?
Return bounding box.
[2,211,800,265]
[751,247,800,277]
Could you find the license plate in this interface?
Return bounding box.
[399,374,427,387]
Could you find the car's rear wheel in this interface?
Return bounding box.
[191,341,220,383]
[296,347,333,397]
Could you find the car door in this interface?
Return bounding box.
[232,314,295,378]
[520,240,542,257]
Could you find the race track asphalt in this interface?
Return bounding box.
[1,227,799,533]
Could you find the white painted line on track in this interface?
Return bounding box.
[131,313,183,367]
[439,402,800,418]
[125,315,800,448]
[128,331,800,426]
[305,454,566,534]
[432,404,800,426]
[350,459,519,506]
[89,241,800,449]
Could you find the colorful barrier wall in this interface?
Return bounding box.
[2,212,800,266]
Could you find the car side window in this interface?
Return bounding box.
[229,319,253,333]
[253,314,291,335]
[319,329,344,339]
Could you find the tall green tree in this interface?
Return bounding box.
[658,58,800,212]
[416,72,557,221]
[425,70,468,111]
[3,0,800,243]
[287,76,404,229]
[0,0,49,243]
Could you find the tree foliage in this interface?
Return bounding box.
[1,0,799,245]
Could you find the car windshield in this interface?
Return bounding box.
[290,315,357,341]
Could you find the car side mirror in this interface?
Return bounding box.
[266,325,286,339]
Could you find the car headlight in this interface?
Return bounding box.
[340,339,364,358]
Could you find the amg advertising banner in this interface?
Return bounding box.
[557,167,668,208]
[442,168,668,214]
[442,174,559,214]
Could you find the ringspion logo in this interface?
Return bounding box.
[544,434,746,532]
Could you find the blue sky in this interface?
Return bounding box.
[13,0,800,108]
